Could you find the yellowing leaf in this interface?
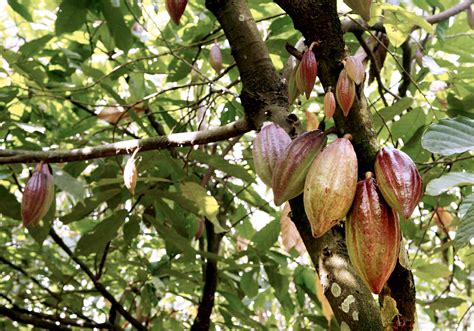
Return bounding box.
[305,111,319,131]
[280,203,306,256]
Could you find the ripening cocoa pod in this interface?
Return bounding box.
[324,88,336,119]
[210,43,223,73]
[123,153,138,195]
[304,135,358,237]
[252,123,292,187]
[346,172,400,294]
[295,46,318,99]
[374,147,423,219]
[288,62,301,105]
[166,0,188,25]
[336,69,356,117]
[344,56,365,85]
[21,163,55,227]
[343,0,372,21]
[272,130,327,206]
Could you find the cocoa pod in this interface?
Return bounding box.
[343,0,372,21]
[335,69,356,117]
[210,42,223,73]
[288,61,301,105]
[324,88,335,119]
[21,163,55,227]
[123,151,138,195]
[166,0,188,25]
[374,147,423,219]
[346,172,400,294]
[344,55,365,85]
[252,123,292,187]
[272,129,327,206]
[295,45,318,99]
[303,134,358,237]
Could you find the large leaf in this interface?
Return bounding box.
[75,209,127,256]
[99,0,133,52]
[7,0,33,21]
[455,203,474,249]
[252,219,280,251]
[52,166,86,202]
[372,97,413,129]
[55,0,89,35]
[0,186,21,220]
[422,116,474,156]
[425,172,474,196]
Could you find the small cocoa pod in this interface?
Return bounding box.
[252,123,292,187]
[374,147,423,219]
[272,130,327,206]
[343,0,372,21]
[123,152,138,195]
[288,61,301,105]
[210,42,223,73]
[324,88,336,119]
[344,55,365,85]
[336,69,356,117]
[166,0,188,25]
[346,172,400,294]
[303,134,358,237]
[295,45,318,99]
[21,163,55,227]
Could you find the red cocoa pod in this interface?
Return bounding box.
[336,69,356,117]
[324,88,336,119]
[21,163,54,227]
[272,130,327,206]
[195,219,205,240]
[252,123,292,187]
[124,154,138,195]
[344,55,365,85]
[210,42,223,73]
[303,135,358,237]
[295,46,318,99]
[346,172,400,294]
[166,0,188,25]
[343,0,372,21]
[374,147,423,219]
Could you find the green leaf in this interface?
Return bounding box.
[422,116,474,156]
[52,166,86,202]
[0,86,19,103]
[19,35,53,58]
[191,151,254,183]
[426,172,474,196]
[459,194,474,218]
[55,0,89,35]
[75,210,127,256]
[0,186,21,220]
[415,262,451,278]
[428,297,465,310]
[241,271,259,298]
[7,0,33,21]
[100,0,133,52]
[372,97,413,129]
[454,203,474,249]
[252,219,280,251]
[123,215,140,245]
[391,108,427,143]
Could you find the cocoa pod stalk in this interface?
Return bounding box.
[21,163,55,227]
[346,172,400,294]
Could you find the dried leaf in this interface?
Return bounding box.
[280,203,305,256]
[315,274,334,325]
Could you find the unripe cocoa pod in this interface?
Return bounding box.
[344,56,365,85]
[288,62,301,105]
[304,135,358,237]
[295,46,318,99]
[21,163,54,227]
[324,89,335,119]
[166,0,188,25]
[252,123,292,187]
[336,69,356,117]
[272,130,327,206]
[210,42,223,73]
[346,172,400,294]
[374,147,423,219]
[124,153,138,195]
[343,0,372,21]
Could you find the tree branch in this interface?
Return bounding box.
[49,229,145,330]
[0,119,249,165]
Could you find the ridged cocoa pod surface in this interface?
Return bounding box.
[252,123,292,187]
[272,130,327,206]
[344,55,365,85]
[166,0,188,25]
[374,147,423,219]
[21,163,54,227]
[210,43,223,73]
[303,135,358,237]
[295,45,318,99]
[346,173,400,294]
[324,89,336,119]
[335,69,356,117]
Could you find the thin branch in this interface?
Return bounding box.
[0,119,250,165]
[49,229,145,330]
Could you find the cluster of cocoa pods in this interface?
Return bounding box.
[253,123,422,294]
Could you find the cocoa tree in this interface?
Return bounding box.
[0,0,473,330]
